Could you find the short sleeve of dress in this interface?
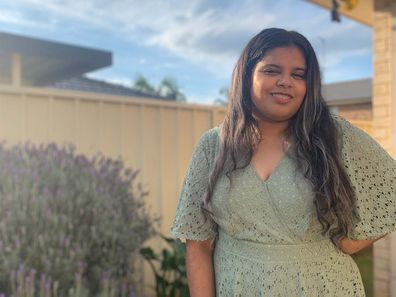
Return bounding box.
[337,117,396,240]
[171,127,220,241]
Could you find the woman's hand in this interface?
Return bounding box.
[338,235,387,255]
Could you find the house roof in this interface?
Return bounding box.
[0,31,112,86]
[322,78,372,106]
[47,76,172,100]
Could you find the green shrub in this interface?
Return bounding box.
[0,142,154,296]
[352,246,373,297]
[140,236,188,297]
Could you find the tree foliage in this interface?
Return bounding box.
[213,87,229,106]
[134,75,157,96]
[133,74,186,102]
[158,77,186,102]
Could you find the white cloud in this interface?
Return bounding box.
[1,0,372,83]
[0,0,273,76]
[0,9,50,29]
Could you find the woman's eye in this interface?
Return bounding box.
[293,73,306,80]
[263,70,278,74]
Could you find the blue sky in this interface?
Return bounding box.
[0,0,372,104]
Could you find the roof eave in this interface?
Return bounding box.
[304,0,373,26]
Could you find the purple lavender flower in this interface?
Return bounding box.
[0,140,154,295]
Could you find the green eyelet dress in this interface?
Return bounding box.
[171,116,396,297]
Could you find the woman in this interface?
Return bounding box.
[171,28,396,296]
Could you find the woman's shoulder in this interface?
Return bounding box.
[332,115,372,147]
[332,115,356,135]
[331,115,394,162]
[200,125,221,144]
[196,125,221,161]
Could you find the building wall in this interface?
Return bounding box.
[338,103,372,121]
[372,1,396,296]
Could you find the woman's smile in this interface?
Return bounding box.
[270,92,293,104]
[250,46,307,123]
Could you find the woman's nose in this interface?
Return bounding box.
[277,75,292,87]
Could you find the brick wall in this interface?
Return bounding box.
[372,1,396,296]
[338,103,372,120]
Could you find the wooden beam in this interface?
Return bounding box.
[305,0,373,26]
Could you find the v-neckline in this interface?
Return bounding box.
[248,153,289,184]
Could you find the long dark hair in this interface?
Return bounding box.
[203,28,357,248]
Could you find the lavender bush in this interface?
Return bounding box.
[0,142,154,297]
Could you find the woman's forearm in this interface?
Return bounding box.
[186,239,216,297]
[339,234,387,255]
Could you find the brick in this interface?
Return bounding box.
[374,279,389,297]
[374,39,390,52]
[374,107,390,117]
[374,87,391,97]
[373,73,392,84]
[374,257,389,270]
[374,52,392,61]
[376,269,390,281]
[374,62,391,75]
[373,99,392,109]
[374,19,391,31]
[373,118,392,129]
[373,115,391,124]
[339,110,372,120]
[372,2,395,292]
[374,57,392,66]
[374,31,391,41]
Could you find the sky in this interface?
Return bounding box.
[0,0,372,105]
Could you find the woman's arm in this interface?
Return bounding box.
[185,239,216,297]
[339,234,387,255]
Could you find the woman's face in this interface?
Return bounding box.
[250,46,307,123]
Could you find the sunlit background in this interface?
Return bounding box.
[0,0,372,104]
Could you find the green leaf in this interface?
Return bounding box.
[140,247,157,260]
